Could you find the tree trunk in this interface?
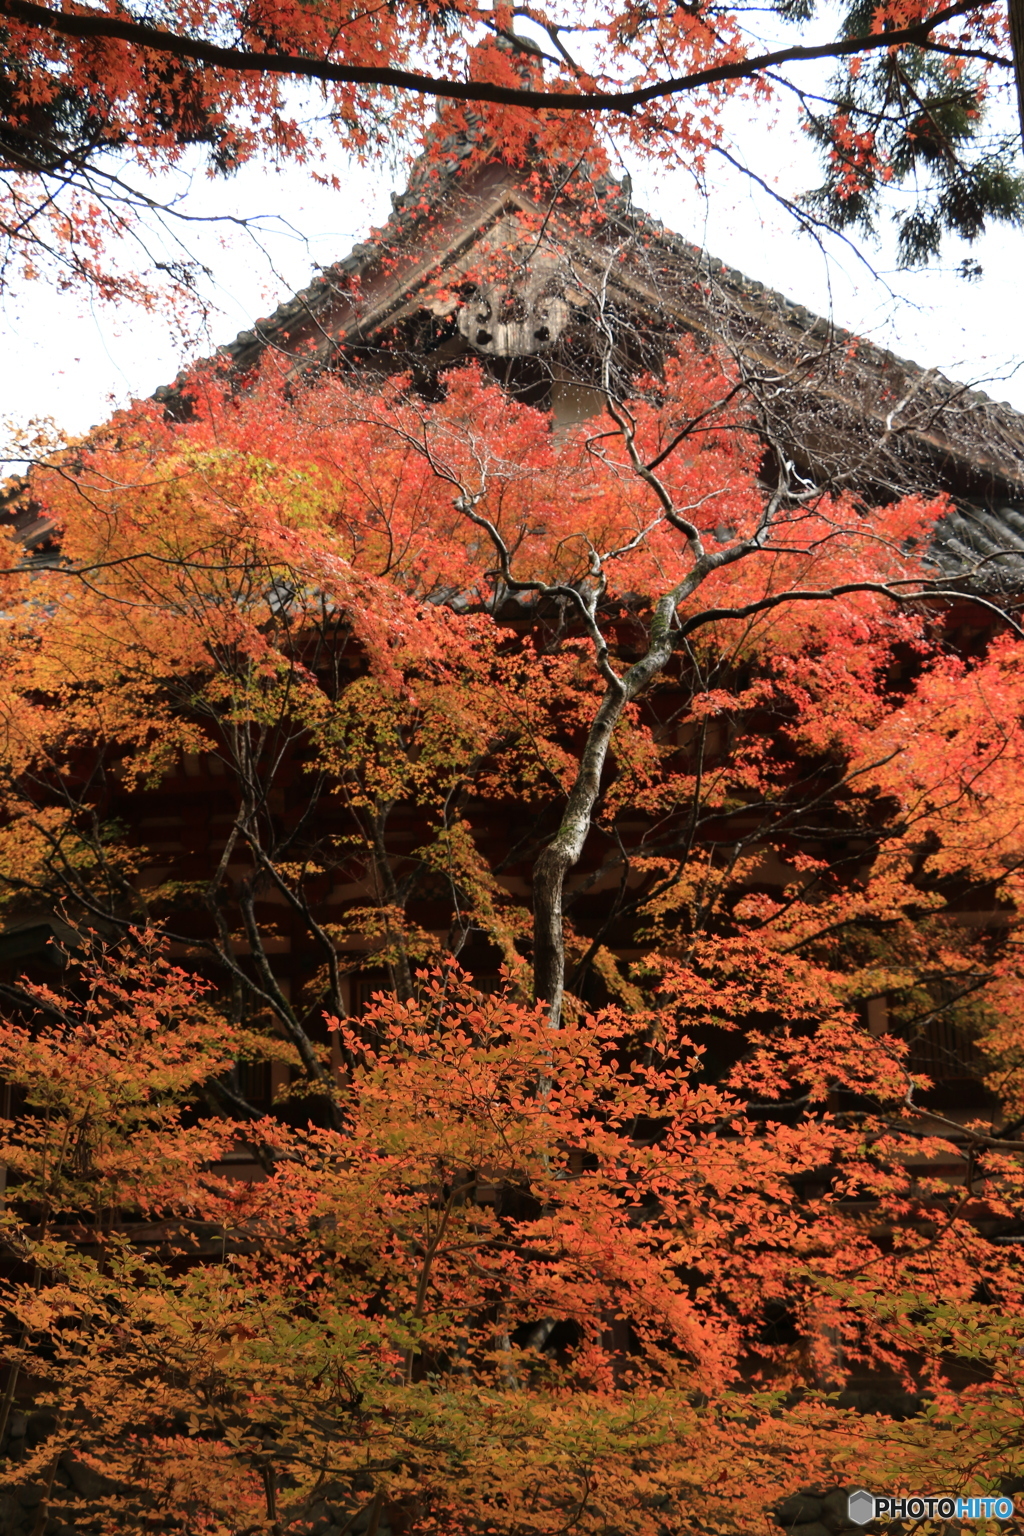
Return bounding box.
[532,601,681,1027]
[532,687,625,1029]
[1012,0,1024,151]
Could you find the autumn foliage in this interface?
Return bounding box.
[0,0,1021,303]
[1,352,1024,1531]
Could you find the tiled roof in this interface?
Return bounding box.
[193,128,1024,512]
[932,503,1024,589]
[171,115,505,383]
[12,113,1024,585]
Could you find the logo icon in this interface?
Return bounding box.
[848,1490,875,1525]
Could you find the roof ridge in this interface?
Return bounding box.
[149,129,1024,499]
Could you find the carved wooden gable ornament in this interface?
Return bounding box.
[457,262,572,356]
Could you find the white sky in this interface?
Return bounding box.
[2,58,1023,453]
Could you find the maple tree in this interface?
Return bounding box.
[0,339,1023,1531]
[0,0,1022,307]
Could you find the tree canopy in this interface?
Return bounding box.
[0,340,1023,1532]
[1,0,1022,306]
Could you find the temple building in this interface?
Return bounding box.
[2,118,1024,1102]
[6,117,1024,574]
[173,120,1024,584]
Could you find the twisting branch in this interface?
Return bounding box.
[0,0,992,114]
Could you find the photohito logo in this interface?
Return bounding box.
[847,1490,1015,1524]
